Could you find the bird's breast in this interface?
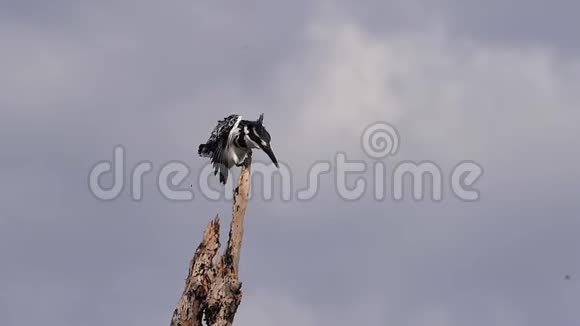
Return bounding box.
[226,143,251,167]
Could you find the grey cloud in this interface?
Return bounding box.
[333,0,580,54]
[441,0,580,53]
[1,1,580,325]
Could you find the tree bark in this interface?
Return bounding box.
[170,157,252,326]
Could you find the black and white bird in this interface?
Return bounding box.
[198,113,279,184]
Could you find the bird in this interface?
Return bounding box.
[198,113,279,184]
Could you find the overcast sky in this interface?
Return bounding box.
[1,1,579,325]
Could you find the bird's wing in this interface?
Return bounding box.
[209,114,240,143]
[212,114,240,163]
[199,114,240,158]
[211,137,230,183]
[212,135,227,169]
[200,114,241,184]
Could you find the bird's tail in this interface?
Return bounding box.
[219,170,227,184]
[211,162,228,184]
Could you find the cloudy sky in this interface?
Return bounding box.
[1,1,579,325]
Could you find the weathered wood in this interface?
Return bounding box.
[170,216,220,326]
[171,158,252,326]
[226,155,252,275]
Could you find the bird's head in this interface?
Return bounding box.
[249,113,278,168]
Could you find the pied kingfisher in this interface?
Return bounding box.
[198,113,279,184]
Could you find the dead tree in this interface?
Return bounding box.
[170,157,251,326]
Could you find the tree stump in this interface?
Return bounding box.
[170,157,252,326]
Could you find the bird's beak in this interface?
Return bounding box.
[261,144,279,168]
